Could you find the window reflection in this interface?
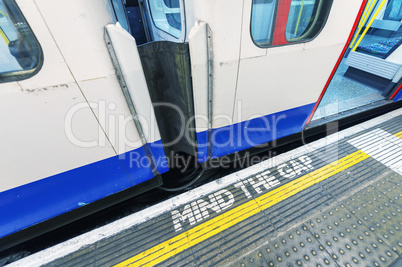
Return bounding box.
[0,0,42,82]
[148,0,181,38]
[286,0,317,40]
[251,0,277,45]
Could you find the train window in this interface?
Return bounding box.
[0,0,42,83]
[148,0,182,38]
[251,0,277,46]
[251,0,332,47]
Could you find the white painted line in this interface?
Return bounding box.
[9,108,402,267]
[348,128,402,176]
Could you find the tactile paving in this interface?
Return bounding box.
[371,175,402,205]
[306,204,399,266]
[233,249,269,267]
[259,225,336,267]
[342,183,402,254]
[386,173,402,186]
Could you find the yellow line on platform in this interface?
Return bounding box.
[115,150,370,267]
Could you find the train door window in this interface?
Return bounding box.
[148,0,182,38]
[251,0,277,46]
[251,0,332,47]
[0,0,42,82]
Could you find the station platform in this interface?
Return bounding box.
[10,109,402,267]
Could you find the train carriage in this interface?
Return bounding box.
[1,0,402,250]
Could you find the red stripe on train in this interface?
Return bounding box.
[272,0,292,46]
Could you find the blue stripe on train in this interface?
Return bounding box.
[0,140,168,238]
[394,89,402,102]
[196,103,315,162]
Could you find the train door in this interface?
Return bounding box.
[224,0,363,154]
[310,0,402,121]
[108,0,196,164]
